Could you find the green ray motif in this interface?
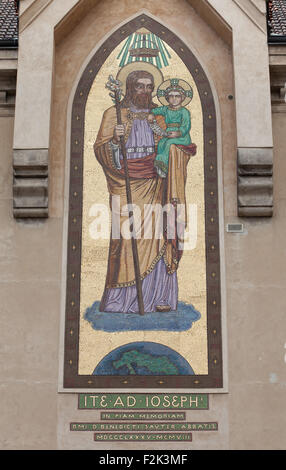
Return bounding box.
[117,31,171,69]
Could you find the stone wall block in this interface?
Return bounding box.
[13,149,49,218]
[237,148,273,217]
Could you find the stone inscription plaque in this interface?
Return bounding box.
[78,393,209,410]
[71,422,218,431]
[94,433,192,442]
[100,412,186,420]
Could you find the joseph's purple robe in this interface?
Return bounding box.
[102,106,178,313]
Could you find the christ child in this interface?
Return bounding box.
[147,78,193,178]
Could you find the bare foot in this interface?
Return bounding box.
[156,305,171,312]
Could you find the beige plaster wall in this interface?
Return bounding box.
[192,0,272,147]
[51,0,286,450]
[19,0,35,15]
[226,112,286,450]
[13,0,273,151]
[0,0,285,451]
[0,116,59,449]
[52,0,235,450]
[50,0,236,218]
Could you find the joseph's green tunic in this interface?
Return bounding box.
[151,105,191,176]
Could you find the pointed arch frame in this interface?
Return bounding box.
[64,13,223,390]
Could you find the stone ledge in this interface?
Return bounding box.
[13,149,49,218]
[237,148,273,217]
[13,208,49,218]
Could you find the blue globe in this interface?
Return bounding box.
[93,342,195,376]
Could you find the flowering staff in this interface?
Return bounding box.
[106,75,145,316]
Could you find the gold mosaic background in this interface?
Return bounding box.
[78,38,207,375]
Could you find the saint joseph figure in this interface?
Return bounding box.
[94,64,192,314]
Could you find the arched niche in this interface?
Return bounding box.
[63,14,225,391]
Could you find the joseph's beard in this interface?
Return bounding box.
[131,92,153,110]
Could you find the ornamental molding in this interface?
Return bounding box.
[232,0,267,33]
[19,0,54,33]
[13,149,49,218]
[237,148,273,217]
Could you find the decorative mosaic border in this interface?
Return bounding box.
[64,14,223,389]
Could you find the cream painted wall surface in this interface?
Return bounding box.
[207,0,272,147]
[50,0,235,218]
[54,0,232,450]
[0,0,285,451]
[50,0,286,450]
[0,116,59,449]
[13,0,273,149]
[226,112,286,449]
[19,0,35,15]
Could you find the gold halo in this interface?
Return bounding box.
[116,62,164,97]
[157,79,193,106]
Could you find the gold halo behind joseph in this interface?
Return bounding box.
[116,62,164,97]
